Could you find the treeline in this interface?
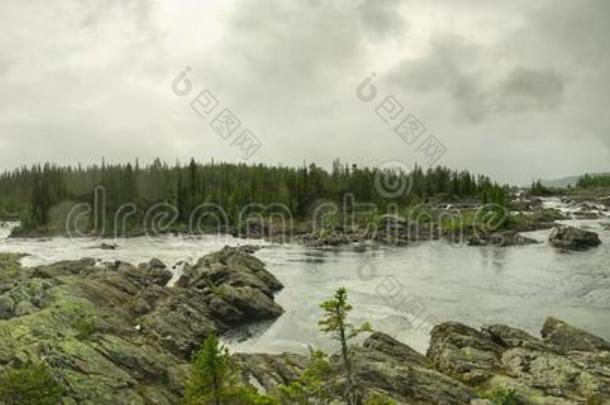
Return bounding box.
[577,173,610,189]
[0,159,508,231]
[529,180,553,196]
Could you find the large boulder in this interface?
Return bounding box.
[549,225,601,250]
[234,352,309,393]
[176,246,283,295]
[426,319,610,403]
[139,246,284,357]
[350,348,476,404]
[482,323,548,352]
[362,331,429,367]
[541,316,610,353]
[355,332,475,404]
[427,322,503,384]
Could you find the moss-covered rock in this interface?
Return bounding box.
[0,247,284,403]
[426,318,610,404]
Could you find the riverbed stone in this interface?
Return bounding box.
[549,225,602,250]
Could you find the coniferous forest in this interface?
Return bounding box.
[0,158,508,234]
[577,173,610,189]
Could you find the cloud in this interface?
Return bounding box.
[220,0,407,92]
[356,0,406,40]
[386,36,565,123]
[494,67,564,112]
[0,0,608,184]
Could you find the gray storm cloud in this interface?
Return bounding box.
[386,37,565,123]
[0,0,607,184]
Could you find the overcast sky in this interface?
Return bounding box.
[0,0,608,185]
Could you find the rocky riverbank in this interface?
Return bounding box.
[7,199,569,249]
[236,317,610,404]
[1,247,609,404]
[235,206,566,248]
[0,246,283,403]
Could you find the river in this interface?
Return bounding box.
[1,197,609,355]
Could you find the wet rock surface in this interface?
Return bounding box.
[0,247,283,404]
[467,230,539,247]
[425,318,610,404]
[549,225,602,250]
[236,320,610,404]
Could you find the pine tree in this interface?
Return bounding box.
[319,288,371,405]
[185,334,231,405]
[185,334,277,405]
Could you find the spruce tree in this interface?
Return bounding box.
[185,334,277,405]
[319,288,371,405]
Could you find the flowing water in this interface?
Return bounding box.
[1,198,609,355]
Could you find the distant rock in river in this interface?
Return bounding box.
[549,225,602,250]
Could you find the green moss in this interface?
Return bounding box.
[364,392,398,404]
[211,285,231,300]
[73,312,97,340]
[587,393,603,405]
[478,386,518,405]
[0,362,65,405]
[0,253,25,281]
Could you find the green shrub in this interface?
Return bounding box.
[0,363,64,405]
[185,334,277,405]
[277,349,335,404]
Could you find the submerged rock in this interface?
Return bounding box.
[549,225,602,250]
[467,230,539,247]
[573,209,601,219]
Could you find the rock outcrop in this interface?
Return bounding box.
[427,318,610,404]
[549,225,602,250]
[0,247,283,403]
[235,319,610,404]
